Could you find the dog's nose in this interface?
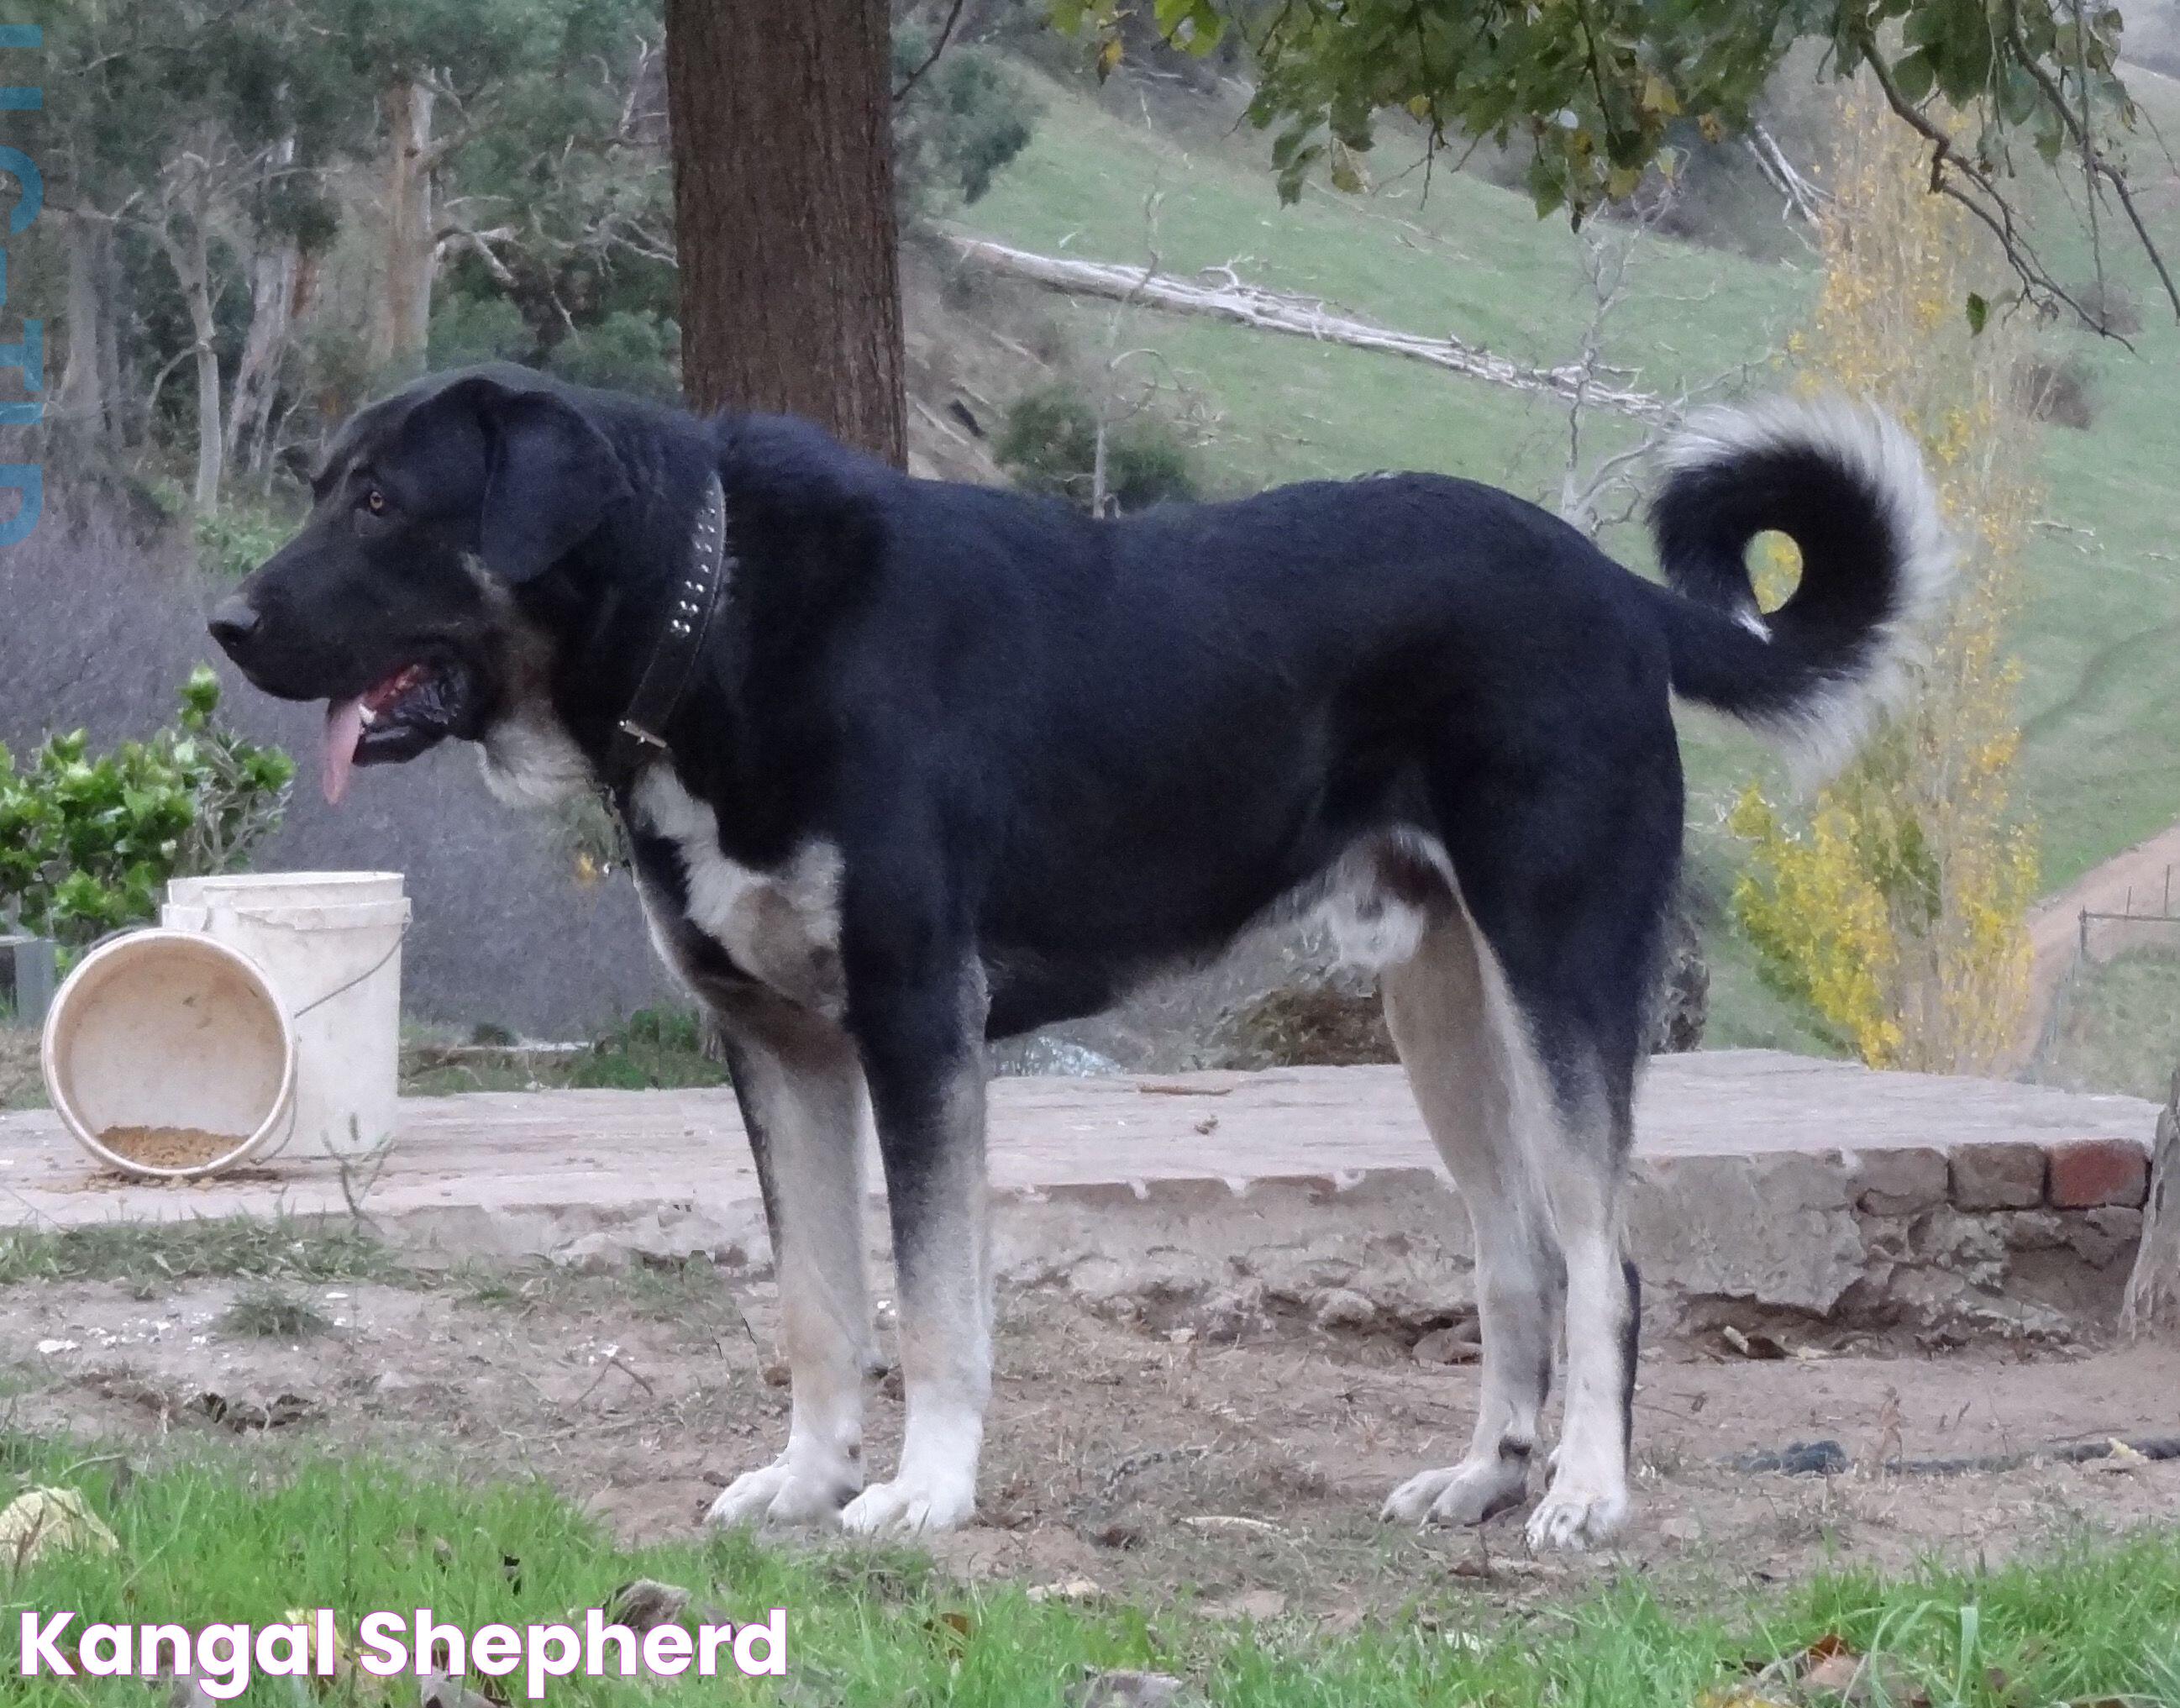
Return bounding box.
[207,595,261,651]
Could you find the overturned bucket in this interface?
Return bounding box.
[41,929,297,1180]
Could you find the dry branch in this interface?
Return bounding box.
[951,235,1678,426]
[1744,123,1830,224]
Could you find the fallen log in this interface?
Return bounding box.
[950,235,1680,427]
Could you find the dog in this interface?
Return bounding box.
[211,363,1947,1549]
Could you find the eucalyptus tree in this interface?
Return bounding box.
[39,0,351,506]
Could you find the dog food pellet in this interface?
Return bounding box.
[97,1125,247,1169]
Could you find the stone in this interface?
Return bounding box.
[992,1035,1124,1078]
[1949,1143,2046,1211]
[1853,1147,1949,1216]
[1629,1152,1860,1316]
[2047,1137,2151,1209]
[1069,1672,1189,1707]
[1647,906,1708,1054]
[1411,1326,1481,1365]
[1310,1287,1378,1330]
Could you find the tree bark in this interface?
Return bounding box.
[58,213,113,439]
[2122,1069,2180,1336]
[664,0,906,465]
[155,188,224,516]
[94,221,127,446]
[184,238,224,516]
[374,77,438,377]
[229,134,300,471]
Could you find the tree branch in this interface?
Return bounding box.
[1999,0,2180,322]
[894,0,968,103]
[1857,39,2107,339]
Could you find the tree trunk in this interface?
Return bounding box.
[229,135,300,470]
[58,213,111,439]
[161,213,223,516]
[2122,1069,2180,1336]
[374,77,438,377]
[664,0,906,465]
[187,277,223,515]
[94,221,127,446]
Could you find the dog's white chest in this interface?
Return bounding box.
[632,766,846,1016]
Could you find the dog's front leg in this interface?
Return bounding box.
[837,936,991,1537]
[705,999,875,1528]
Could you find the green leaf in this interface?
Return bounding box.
[1891,47,1936,105]
[1965,292,1989,335]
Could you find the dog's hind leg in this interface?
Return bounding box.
[1442,744,1676,1551]
[704,997,875,1528]
[1380,903,1565,1529]
[1521,1077,1641,1552]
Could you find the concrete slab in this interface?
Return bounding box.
[0,1051,2156,1338]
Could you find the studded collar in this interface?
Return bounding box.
[605,472,731,790]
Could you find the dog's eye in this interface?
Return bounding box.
[364,487,387,515]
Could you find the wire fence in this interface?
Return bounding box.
[2030,863,2180,1088]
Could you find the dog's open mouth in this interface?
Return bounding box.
[323,660,475,803]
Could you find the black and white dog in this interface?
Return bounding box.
[211,364,1946,1549]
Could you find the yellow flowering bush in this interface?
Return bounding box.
[1732,83,2038,1075]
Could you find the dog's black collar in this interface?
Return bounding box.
[606,473,731,789]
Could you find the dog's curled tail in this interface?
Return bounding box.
[1643,394,1953,778]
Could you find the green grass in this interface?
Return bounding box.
[0,1217,406,1291]
[2034,941,2180,1099]
[399,1008,728,1096]
[966,69,2180,903]
[3,1437,2179,1705]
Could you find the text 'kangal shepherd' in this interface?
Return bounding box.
[212,365,1948,1549]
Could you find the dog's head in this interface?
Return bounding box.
[210,364,633,801]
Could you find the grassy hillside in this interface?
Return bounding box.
[961,70,2180,1051]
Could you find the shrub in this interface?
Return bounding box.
[428,294,533,371]
[544,310,681,402]
[192,501,298,581]
[2015,352,2096,430]
[996,382,1200,513]
[894,29,1039,218]
[0,667,296,953]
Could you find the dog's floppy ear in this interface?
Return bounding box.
[410,373,636,584]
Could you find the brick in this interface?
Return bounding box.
[1853,1147,1949,1215]
[1949,1142,2046,1210]
[2048,1138,2151,1210]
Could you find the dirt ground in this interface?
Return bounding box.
[3,1263,2177,1616]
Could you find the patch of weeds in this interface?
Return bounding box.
[217,1280,335,1340]
[400,1006,728,1096]
[569,1008,726,1091]
[0,1024,41,1109]
[453,1253,746,1330]
[0,1216,407,1291]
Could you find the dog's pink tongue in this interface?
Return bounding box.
[323,697,366,805]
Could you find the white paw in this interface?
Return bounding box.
[838,1472,976,1537]
[705,1457,859,1529]
[1382,1456,1530,1527]
[1523,1481,1627,1552]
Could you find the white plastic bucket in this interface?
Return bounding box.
[167,871,405,909]
[41,929,297,1180]
[161,883,409,1164]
